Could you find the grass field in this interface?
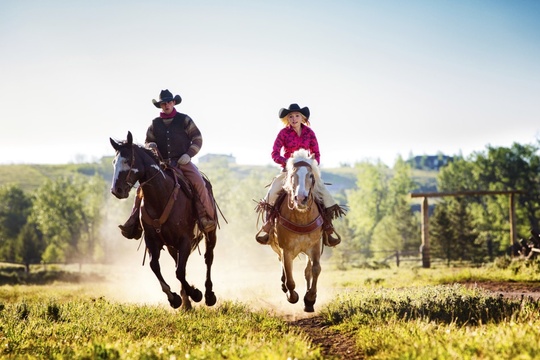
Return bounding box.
[2,259,540,359]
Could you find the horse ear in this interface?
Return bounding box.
[127,131,133,145]
[110,137,120,151]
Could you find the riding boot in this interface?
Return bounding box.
[195,198,216,233]
[118,193,143,240]
[255,216,273,245]
[323,225,341,247]
[322,206,342,247]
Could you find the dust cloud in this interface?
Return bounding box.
[97,227,337,319]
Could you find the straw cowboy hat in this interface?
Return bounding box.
[152,89,182,108]
[278,103,310,119]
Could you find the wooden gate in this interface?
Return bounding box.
[410,190,524,268]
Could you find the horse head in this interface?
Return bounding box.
[109,131,160,199]
[283,149,322,209]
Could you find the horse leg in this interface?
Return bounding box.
[280,269,287,293]
[282,253,298,304]
[166,246,193,311]
[180,288,192,311]
[174,239,203,307]
[304,258,313,291]
[148,246,182,309]
[203,230,217,306]
[303,255,321,313]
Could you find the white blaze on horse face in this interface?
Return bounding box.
[112,153,139,188]
[295,166,310,205]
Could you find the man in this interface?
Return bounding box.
[119,89,216,239]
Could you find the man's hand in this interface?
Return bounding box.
[146,142,158,150]
[177,154,191,165]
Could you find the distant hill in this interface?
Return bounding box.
[0,161,111,193]
[0,157,438,195]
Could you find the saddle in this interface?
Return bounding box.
[163,165,193,199]
[255,191,347,232]
[255,191,322,224]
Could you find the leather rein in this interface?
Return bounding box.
[277,160,323,234]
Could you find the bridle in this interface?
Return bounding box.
[124,145,161,189]
[278,159,323,234]
[287,160,316,210]
[122,145,137,188]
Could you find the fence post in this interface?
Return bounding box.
[420,196,431,268]
[509,194,517,245]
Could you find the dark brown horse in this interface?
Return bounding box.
[109,131,217,310]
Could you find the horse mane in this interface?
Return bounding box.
[139,145,160,163]
[119,139,160,164]
[284,149,325,204]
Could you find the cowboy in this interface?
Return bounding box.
[119,89,216,239]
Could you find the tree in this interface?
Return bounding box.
[16,221,44,272]
[430,201,454,265]
[371,157,420,256]
[0,184,33,262]
[432,143,540,261]
[345,160,390,256]
[342,158,420,263]
[30,174,107,264]
[475,143,540,245]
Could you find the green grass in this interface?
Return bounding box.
[0,284,321,359]
[319,284,540,359]
[3,261,540,359]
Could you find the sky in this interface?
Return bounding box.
[1,0,539,168]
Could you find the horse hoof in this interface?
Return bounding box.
[169,293,182,309]
[205,292,217,306]
[304,294,316,312]
[288,291,299,304]
[191,289,203,303]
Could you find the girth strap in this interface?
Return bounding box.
[278,214,324,234]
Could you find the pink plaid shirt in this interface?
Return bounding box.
[271,124,321,168]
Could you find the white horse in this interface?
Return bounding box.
[268,149,327,312]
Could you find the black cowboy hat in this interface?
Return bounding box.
[278,103,310,119]
[152,89,182,108]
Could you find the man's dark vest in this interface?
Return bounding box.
[151,113,191,160]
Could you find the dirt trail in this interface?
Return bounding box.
[289,316,363,360]
[287,282,540,359]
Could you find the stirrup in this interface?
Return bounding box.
[255,229,270,245]
[118,223,142,240]
[323,231,341,247]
